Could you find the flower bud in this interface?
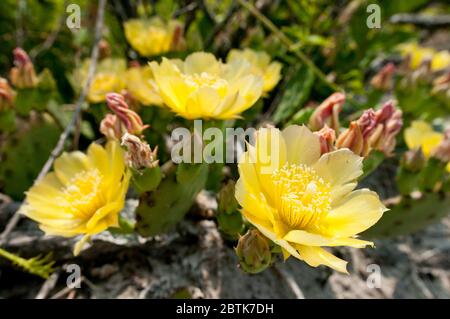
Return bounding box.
[314,125,336,155]
[309,92,345,131]
[236,229,272,274]
[121,133,159,170]
[105,93,149,137]
[401,148,426,172]
[431,129,450,163]
[0,77,16,111]
[99,39,111,59]
[336,121,367,156]
[171,23,186,51]
[9,48,38,88]
[100,113,123,140]
[218,180,238,214]
[432,72,450,95]
[369,101,403,156]
[370,63,396,91]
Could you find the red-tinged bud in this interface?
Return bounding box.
[314,125,336,155]
[99,39,111,59]
[370,63,396,90]
[0,77,16,111]
[106,93,149,136]
[9,48,38,88]
[128,60,141,68]
[309,92,345,131]
[171,23,186,51]
[100,113,123,140]
[13,47,31,67]
[369,101,403,156]
[336,121,368,156]
[357,109,377,137]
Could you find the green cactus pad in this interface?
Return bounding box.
[0,118,60,200]
[135,163,208,237]
[363,192,450,238]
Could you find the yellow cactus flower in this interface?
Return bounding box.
[77,58,127,103]
[21,141,131,255]
[124,18,183,57]
[404,121,444,158]
[235,125,387,273]
[398,43,450,71]
[404,120,449,172]
[227,48,282,93]
[431,50,450,71]
[149,52,263,119]
[125,66,163,106]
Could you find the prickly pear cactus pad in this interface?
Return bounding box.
[1,0,450,300]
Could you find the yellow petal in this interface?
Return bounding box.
[185,87,221,119]
[86,201,123,232]
[183,52,221,75]
[246,216,301,260]
[254,127,287,176]
[73,235,91,256]
[237,151,262,195]
[313,149,363,187]
[88,142,110,177]
[235,178,273,225]
[296,245,348,273]
[26,172,64,198]
[282,125,321,166]
[54,151,91,185]
[284,230,373,248]
[329,182,357,205]
[404,120,444,157]
[263,62,282,92]
[325,189,387,237]
[221,74,263,118]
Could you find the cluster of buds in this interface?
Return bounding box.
[9,48,38,89]
[370,63,396,91]
[235,229,272,274]
[0,77,15,111]
[309,92,345,132]
[337,101,403,157]
[100,93,149,140]
[121,133,159,171]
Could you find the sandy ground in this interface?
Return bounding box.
[1,202,450,299]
